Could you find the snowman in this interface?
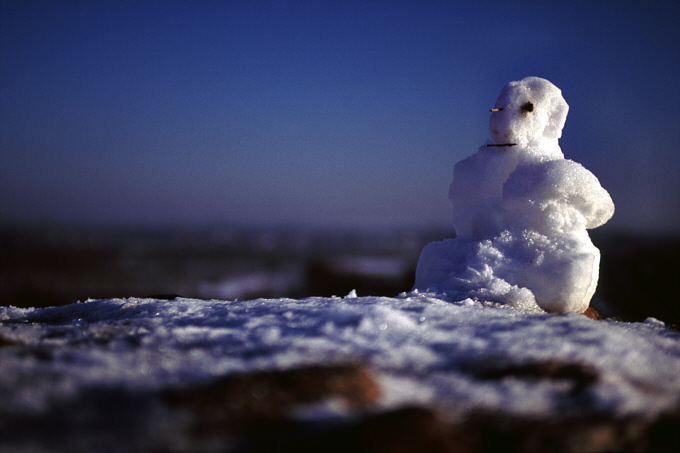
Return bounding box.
[414,77,614,313]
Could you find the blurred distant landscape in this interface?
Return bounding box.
[1,225,678,326]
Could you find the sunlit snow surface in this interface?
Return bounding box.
[1,294,679,424]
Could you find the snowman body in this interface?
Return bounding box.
[415,77,614,313]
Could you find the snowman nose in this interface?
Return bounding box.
[490,107,504,112]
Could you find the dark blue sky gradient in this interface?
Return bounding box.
[1,1,679,231]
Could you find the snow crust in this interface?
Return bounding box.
[2,295,679,420]
[415,77,614,313]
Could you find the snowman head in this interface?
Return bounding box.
[489,77,569,147]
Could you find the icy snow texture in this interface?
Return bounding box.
[1,296,679,420]
[415,77,614,313]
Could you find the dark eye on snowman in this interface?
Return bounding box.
[521,102,534,113]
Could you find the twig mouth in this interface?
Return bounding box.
[486,143,517,147]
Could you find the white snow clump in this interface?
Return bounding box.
[414,76,614,313]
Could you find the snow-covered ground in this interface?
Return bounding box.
[1,294,679,451]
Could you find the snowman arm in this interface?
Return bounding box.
[502,159,614,230]
[542,160,615,229]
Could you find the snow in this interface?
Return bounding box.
[196,269,302,300]
[1,294,679,424]
[415,77,615,313]
[327,256,410,278]
[0,78,669,450]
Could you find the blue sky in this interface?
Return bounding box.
[1,1,679,232]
